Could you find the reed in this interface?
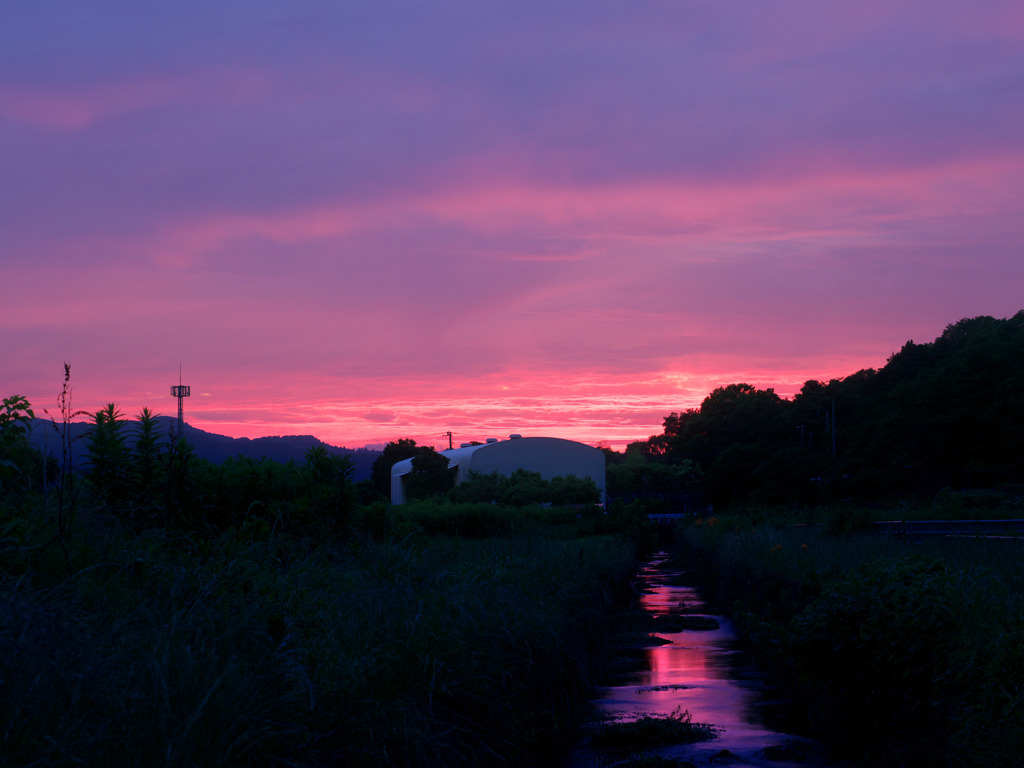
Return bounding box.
[1,498,640,767]
[677,511,1024,767]
[589,707,719,758]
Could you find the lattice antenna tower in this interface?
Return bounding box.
[171,366,190,440]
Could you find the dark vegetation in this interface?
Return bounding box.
[4,312,1024,766]
[601,313,1024,767]
[613,313,1024,767]
[678,515,1024,767]
[623,312,1024,509]
[25,416,381,482]
[0,370,645,767]
[588,708,719,759]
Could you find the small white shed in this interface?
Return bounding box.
[390,435,606,505]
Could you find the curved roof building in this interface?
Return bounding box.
[390,435,606,505]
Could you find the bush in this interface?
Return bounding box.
[784,556,962,761]
[677,514,1024,767]
[446,470,600,507]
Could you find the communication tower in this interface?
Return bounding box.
[171,370,190,439]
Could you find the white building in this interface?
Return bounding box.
[390,435,606,505]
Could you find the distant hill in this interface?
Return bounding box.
[26,416,381,483]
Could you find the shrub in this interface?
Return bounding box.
[677,513,1024,767]
[446,469,600,507]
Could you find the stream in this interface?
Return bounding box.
[566,552,832,767]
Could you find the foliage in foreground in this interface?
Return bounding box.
[589,708,719,759]
[678,511,1024,768]
[0,388,647,767]
[0,504,640,767]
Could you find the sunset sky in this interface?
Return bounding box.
[3,2,1023,450]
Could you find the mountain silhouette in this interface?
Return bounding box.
[26,416,380,482]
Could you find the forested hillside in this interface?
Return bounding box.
[638,312,1024,507]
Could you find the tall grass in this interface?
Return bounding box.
[0,499,641,767]
[678,512,1024,767]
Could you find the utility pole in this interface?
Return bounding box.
[442,431,453,450]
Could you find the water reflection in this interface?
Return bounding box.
[570,553,829,767]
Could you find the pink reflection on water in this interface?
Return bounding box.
[581,554,826,767]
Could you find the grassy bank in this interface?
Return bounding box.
[0,497,643,767]
[676,504,1024,767]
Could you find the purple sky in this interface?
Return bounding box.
[3,2,1023,450]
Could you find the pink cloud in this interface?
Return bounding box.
[93,145,1021,285]
[0,67,274,131]
[4,2,1022,453]
[0,80,181,130]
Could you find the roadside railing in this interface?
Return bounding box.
[875,518,1024,539]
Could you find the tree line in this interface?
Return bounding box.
[0,380,365,544]
[622,312,1024,509]
[5,311,1022,523]
[1,371,602,546]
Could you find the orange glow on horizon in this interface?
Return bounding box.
[142,359,878,452]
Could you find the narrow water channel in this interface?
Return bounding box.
[567,552,831,767]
